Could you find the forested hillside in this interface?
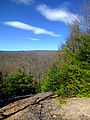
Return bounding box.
[0,51,59,99]
[0,50,58,82]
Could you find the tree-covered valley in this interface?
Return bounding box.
[0,50,59,99]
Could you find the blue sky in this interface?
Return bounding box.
[0,0,81,51]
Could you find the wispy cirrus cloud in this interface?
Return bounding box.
[3,21,60,37]
[11,0,34,5]
[25,37,40,40]
[36,4,79,24]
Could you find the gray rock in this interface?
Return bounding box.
[0,92,90,120]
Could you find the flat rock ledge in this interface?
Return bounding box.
[0,92,90,120]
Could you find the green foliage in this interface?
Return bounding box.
[0,67,35,99]
[40,32,90,97]
[40,73,49,92]
[40,31,90,97]
[0,71,5,98]
[0,71,3,88]
[59,99,67,104]
[56,64,90,97]
[40,62,60,92]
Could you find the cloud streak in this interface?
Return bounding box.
[11,0,34,5]
[3,21,60,37]
[26,37,40,40]
[36,4,79,24]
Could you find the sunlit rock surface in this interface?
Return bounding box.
[0,92,90,120]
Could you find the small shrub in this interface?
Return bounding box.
[59,99,67,104]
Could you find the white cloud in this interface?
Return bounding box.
[36,4,79,24]
[26,37,40,40]
[3,21,60,37]
[11,0,34,5]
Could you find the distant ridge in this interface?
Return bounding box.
[0,50,58,52]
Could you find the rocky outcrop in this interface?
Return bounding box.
[0,92,90,120]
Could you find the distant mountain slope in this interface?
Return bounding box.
[0,51,59,82]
